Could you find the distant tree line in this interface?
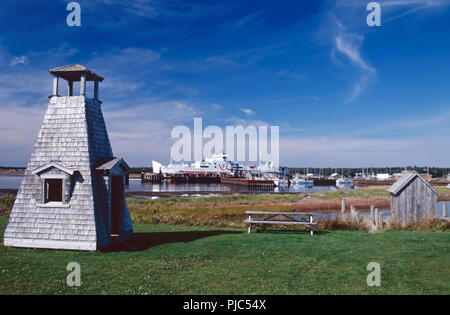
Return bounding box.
[288,166,450,178]
[129,167,153,174]
[131,166,449,177]
[0,166,26,171]
[1,165,448,178]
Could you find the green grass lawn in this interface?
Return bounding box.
[0,216,449,295]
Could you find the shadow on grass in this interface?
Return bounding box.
[103,230,242,252]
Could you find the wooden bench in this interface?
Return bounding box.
[244,211,317,235]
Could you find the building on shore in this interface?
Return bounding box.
[388,172,438,226]
[3,65,132,251]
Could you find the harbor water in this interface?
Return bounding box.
[126,178,355,193]
[0,175,355,194]
[0,175,447,217]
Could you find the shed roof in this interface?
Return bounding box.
[387,172,438,195]
[96,157,130,173]
[49,64,104,82]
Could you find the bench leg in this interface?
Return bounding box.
[248,223,252,234]
[310,216,314,236]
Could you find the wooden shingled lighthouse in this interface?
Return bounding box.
[3,65,133,250]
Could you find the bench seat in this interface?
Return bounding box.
[244,211,317,235]
[244,219,317,225]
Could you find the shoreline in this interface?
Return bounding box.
[0,172,24,176]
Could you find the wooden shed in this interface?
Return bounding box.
[3,65,133,250]
[388,172,438,226]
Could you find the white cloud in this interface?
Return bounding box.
[279,136,450,167]
[0,98,200,166]
[223,117,271,128]
[337,0,449,7]
[85,0,232,21]
[335,0,450,23]
[333,22,376,103]
[380,0,450,24]
[102,100,199,165]
[240,108,255,115]
[0,42,205,166]
[234,10,265,28]
[335,35,372,72]
[209,103,221,110]
[380,0,449,7]
[10,56,29,66]
[0,106,46,165]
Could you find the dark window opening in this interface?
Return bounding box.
[111,176,124,235]
[45,179,63,203]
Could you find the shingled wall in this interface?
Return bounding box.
[3,96,128,250]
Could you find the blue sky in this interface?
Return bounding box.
[0,0,449,167]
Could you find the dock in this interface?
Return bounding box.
[221,178,275,189]
[171,175,221,184]
[313,178,336,186]
[141,172,221,184]
[141,172,162,183]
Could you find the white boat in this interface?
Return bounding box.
[153,153,234,176]
[274,178,289,187]
[376,173,391,181]
[256,160,276,172]
[152,160,189,174]
[336,178,352,186]
[291,177,314,186]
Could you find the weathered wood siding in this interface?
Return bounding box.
[3,96,132,250]
[391,176,437,226]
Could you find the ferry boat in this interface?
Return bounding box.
[152,153,234,176]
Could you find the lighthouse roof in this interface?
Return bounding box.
[49,64,104,82]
